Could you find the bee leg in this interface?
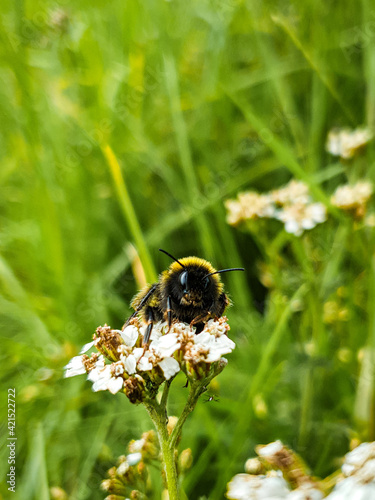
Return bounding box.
[167,296,173,332]
[214,293,230,318]
[143,308,154,346]
[190,312,210,326]
[122,284,158,330]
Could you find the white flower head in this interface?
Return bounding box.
[225,191,276,226]
[342,442,375,478]
[201,335,235,362]
[277,202,327,236]
[272,180,310,206]
[151,333,181,358]
[326,127,373,159]
[287,485,324,500]
[331,181,373,216]
[65,318,233,400]
[325,476,375,499]
[257,440,284,458]
[227,472,290,500]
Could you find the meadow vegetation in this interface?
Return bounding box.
[0,0,374,498]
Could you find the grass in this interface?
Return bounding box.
[0,0,374,498]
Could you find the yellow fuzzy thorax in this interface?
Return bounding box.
[163,256,224,292]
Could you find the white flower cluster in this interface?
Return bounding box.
[226,472,323,500]
[227,440,375,500]
[225,180,327,236]
[227,440,323,500]
[326,127,373,159]
[326,442,375,500]
[331,181,373,218]
[225,192,276,225]
[227,471,290,500]
[64,318,235,402]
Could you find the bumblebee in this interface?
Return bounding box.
[124,249,244,344]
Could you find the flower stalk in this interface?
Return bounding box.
[64,318,235,499]
[144,359,227,499]
[144,398,180,500]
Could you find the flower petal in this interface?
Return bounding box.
[107,377,124,394]
[124,354,137,375]
[79,341,95,354]
[120,326,139,347]
[64,356,86,378]
[158,357,180,380]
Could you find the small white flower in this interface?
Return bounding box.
[79,341,95,354]
[225,199,244,225]
[133,347,145,361]
[138,357,154,371]
[127,452,142,466]
[227,472,290,500]
[287,485,323,500]
[325,476,375,500]
[326,127,373,159]
[119,326,139,347]
[257,440,284,458]
[194,330,235,362]
[158,357,180,380]
[151,333,181,358]
[107,376,124,394]
[113,362,125,376]
[342,442,375,478]
[272,180,310,206]
[357,458,375,483]
[64,356,86,378]
[117,460,130,476]
[331,181,373,213]
[123,354,137,375]
[89,365,112,392]
[136,351,154,371]
[225,192,277,226]
[277,202,327,236]
[129,438,145,453]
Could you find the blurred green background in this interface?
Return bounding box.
[1,0,375,498]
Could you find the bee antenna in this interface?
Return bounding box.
[205,268,245,278]
[159,249,186,268]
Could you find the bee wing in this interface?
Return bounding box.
[123,284,158,328]
[131,283,158,311]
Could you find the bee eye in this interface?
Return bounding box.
[179,271,188,289]
[203,277,209,289]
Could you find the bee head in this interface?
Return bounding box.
[176,262,215,305]
[159,249,244,307]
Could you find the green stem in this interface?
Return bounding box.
[170,360,228,450]
[169,382,206,451]
[144,398,180,500]
[160,377,174,408]
[144,361,227,499]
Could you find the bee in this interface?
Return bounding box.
[124,249,244,344]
